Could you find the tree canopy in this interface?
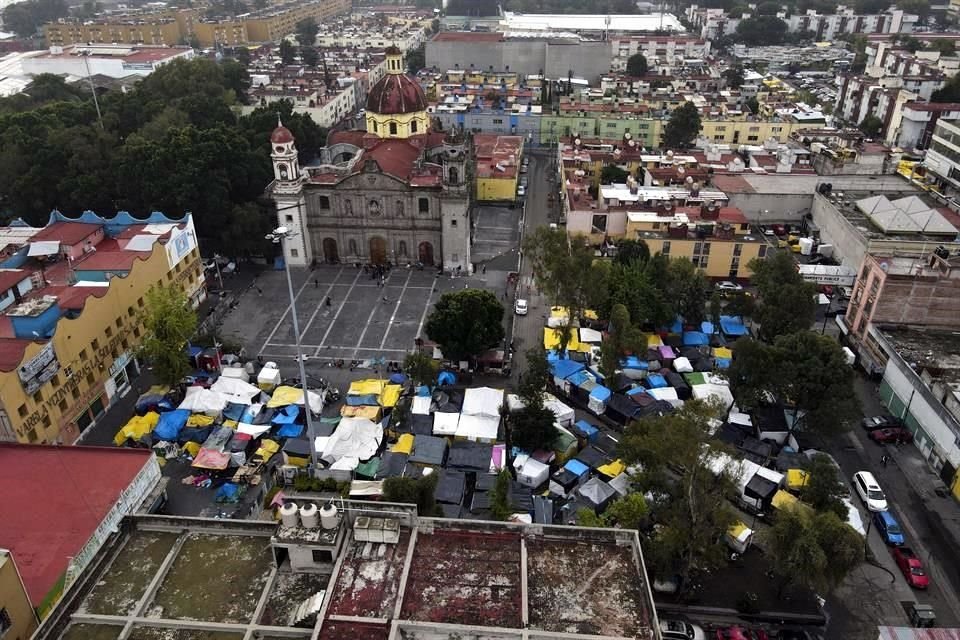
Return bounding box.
[626,53,649,77]
[294,17,319,47]
[663,102,702,149]
[383,474,440,516]
[722,65,746,89]
[859,114,883,137]
[403,351,438,386]
[800,453,850,519]
[2,0,67,37]
[424,289,505,361]
[748,252,817,341]
[733,15,788,46]
[139,285,198,387]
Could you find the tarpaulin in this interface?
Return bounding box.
[267,386,324,413]
[254,438,280,462]
[786,468,810,490]
[178,426,213,445]
[409,434,448,466]
[340,405,382,420]
[579,477,616,509]
[210,377,261,403]
[713,347,733,360]
[223,402,247,423]
[646,374,668,389]
[682,331,710,346]
[348,379,387,396]
[572,420,599,442]
[186,414,216,427]
[491,443,506,471]
[276,423,304,438]
[701,321,716,335]
[544,327,580,352]
[412,395,432,415]
[389,372,407,384]
[447,441,493,471]
[271,405,299,425]
[355,457,381,479]
[154,409,190,441]
[182,441,201,457]
[416,385,431,396]
[646,334,664,347]
[380,384,402,408]
[192,448,231,470]
[113,412,160,445]
[237,422,270,437]
[550,358,585,380]
[376,452,409,479]
[621,356,648,370]
[462,387,503,418]
[456,414,499,442]
[433,412,459,436]
[658,345,676,360]
[392,433,415,454]
[579,327,603,344]
[564,458,590,477]
[322,417,383,462]
[719,315,749,336]
[346,393,379,406]
[567,370,591,387]
[597,459,626,478]
[435,469,466,504]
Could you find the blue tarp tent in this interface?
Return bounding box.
[346,394,379,406]
[646,373,668,389]
[719,315,748,336]
[215,483,240,502]
[626,386,647,397]
[551,358,585,380]
[546,350,561,362]
[389,373,407,384]
[437,371,456,386]
[572,420,600,443]
[669,317,684,333]
[272,405,299,425]
[223,402,248,423]
[682,331,710,346]
[564,458,590,478]
[416,385,431,397]
[715,358,731,369]
[567,370,591,386]
[154,409,189,441]
[621,355,648,370]
[276,423,304,438]
[589,386,612,402]
[701,321,716,335]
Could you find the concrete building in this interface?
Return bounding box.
[474,134,525,201]
[923,118,960,197]
[498,11,684,34]
[684,6,742,39]
[609,35,711,73]
[32,503,660,640]
[18,44,193,83]
[0,550,37,640]
[0,444,160,618]
[835,74,945,128]
[785,7,917,39]
[886,101,960,150]
[269,47,472,273]
[0,211,205,445]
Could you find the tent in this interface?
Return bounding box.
[379,384,402,408]
[412,395,432,415]
[597,459,626,478]
[785,468,810,490]
[435,469,466,504]
[348,379,387,396]
[533,495,554,524]
[606,393,641,424]
[673,357,693,373]
[237,422,271,438]
[563,458,590,478]
[461,387,503,418]
[437,370,456,386]
[701,321,716,335]
[578,477,616,511]
[682,331,710,346]
[375,452,409,479]
[340,405,382,420]
[455,414,499,443]
[543,394,575,427]
[713,347,733,360]
[389,373,407,384]
[647,386,679,402]
[267,385,324,413]
[355,457,381,479]
[282,438,312,467]
[621,355,647,371]
[491,443,506,472]
[254,439,280,462]
[322,417,383,463]
[571,419,600,444]
[576,446,610,470]
[516,457,550,488]
[392,433,415,455]
[608,472,631,496]
[550,358,585,381]
[113,412,160,445]
[691,383,734,410]
[210,377,261,403]
[658,345,676,362]
[543,328,580,352]
[726,522,754,554]
[178,388,230,416]
[408,434,448,466]
[646,333,664,347]
[587,385,611,414]
[447,441,493,471]
[153,409,189,441]
[550,468,581,496]
[719,315,749,337]
[433,411,460,436]
[645,373,668,389]
[579,327,603,344]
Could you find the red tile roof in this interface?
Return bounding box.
[0,444,153,606]
[0,268,30,293]
[363,139,423,180]
[0,337,31,369]
[73,250,143,272]
[30,222,102,246]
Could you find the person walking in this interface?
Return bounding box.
[256,286,263,296]
[482,264,486,274]
[881,454,889,467]
[325,296,332,306]
[314,278,319,288]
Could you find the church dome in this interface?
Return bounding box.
[271,125,294,144]
[365,70,427,116]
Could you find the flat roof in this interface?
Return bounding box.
[829,190,960,241]
[0,444,152,606]
[878,326,960,380]
[500,11,685,32]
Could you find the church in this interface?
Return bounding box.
[268,46,472,273]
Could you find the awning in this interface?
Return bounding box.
[27,241,60,256]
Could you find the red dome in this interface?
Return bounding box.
[271,126,294,144]
[365,73,427,116]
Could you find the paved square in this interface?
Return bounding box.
[221,265,503,365]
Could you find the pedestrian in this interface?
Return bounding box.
[482,264,486,274]
[383,295,388,303]
[256,286,263,296]
[325,295,331,306]
[257,354,264,365]
[881,454,888,467]
[314,279,319,288]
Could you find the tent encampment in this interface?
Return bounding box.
[447,441,493,471]
[461,387,503,418]
[321,417,383,463]
[408,434,448,466]
[153,409,189,441]
[578,477,616,511]
[455,414,499,442]
[516,457,550,488]
[433,411,460,436]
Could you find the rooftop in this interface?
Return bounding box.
[0,444,153,607]
[499,11,685,32]
[474,134,524,179]
[30,221,102,245]
[828,190,960,241]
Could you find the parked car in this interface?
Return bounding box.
[862,415,902,431]
[520,164,528,173]
[873,510,905,545]
[853,470,888,511]
[517,185,526,197]
[716,627,769,640]
[893,547,930,589]
[520,175,529,187]
[660,618,705,640]
[716,281,743,294]
[869,427,914,445]
[514,298,528,315]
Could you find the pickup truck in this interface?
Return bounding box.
[893,547,930,589]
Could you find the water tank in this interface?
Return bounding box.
[300,502,319,529]
[280,502,299,528]
[320,503,339,529]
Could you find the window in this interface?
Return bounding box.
[86,371,95,386]
[133,326,141,338]
[451,219,457,227]
[50,374,60,388]
[105,326,112,338]
[128,306,135,317]
[1,606,12,635]
[319,196,330,209]
[33,390,42,403]
[372,121,378,132]
[661,241,671,255]
[758,245,767,258]
[17,404,26,418]
[312,549,333,563]
[91,339,99,351]
[592,214,607,233]
[41,414,50,429]
[72,386,80,400]
[26,427,37,443]
[411,120,418,133]
[747,135,759,141]
[115,317,122,328]
[137,297,143,308]
[59,398,68,412]
[285,214,294,222]
[395,200,405,217]
[291,248,299,257]
[418,198,429,213]
[389,122,397,135]
[492,118,503,124]
[733,243,742,257]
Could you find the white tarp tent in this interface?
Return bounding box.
[505,393,526,412]
[27,240,59,256]
[237,422,271,437]
[647,387,679,402]
[178,387,230,416]
[692,383,734,410]
[210,376,261,403]
[516,457,550,488]
[728,411,753,429]
[462,386,503,418]
[322,417,383,463]
[433,412,460,436]
[579,327,603,343]
[455,414,499,442]
[673,357,693,373]
[412,395,432,415]
[543,394,575,427]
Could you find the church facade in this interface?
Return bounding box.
[268,47,472,274]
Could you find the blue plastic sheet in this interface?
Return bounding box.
[646,374,668,389]
[626,387,647,397]
[682,331,710,346]
[389,373,407,383]
[589,386,612,401]
[564,458,590,477]
[222,402,247,423]
[154,409,189,441]
[437,371,456,386]
[346,393,379,406]
[719,315,749,336]
[701,321,716,335]
[669,317,684,334]
[567,370,591,387]
[715,358,731,369]
[416,385,431,397]
[276,423,304,438]
[621,355,648,370]
[550,358,585,380]
[573,419,599,442]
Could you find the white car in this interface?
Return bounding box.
[659,619,705,640]
[716,281,743,293]
[514,298,528,315]
[517,185,526,197]
[853,471,888,512]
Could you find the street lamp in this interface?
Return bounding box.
[266,226,318,472]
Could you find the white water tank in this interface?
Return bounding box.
[300,502,319,529]
[280,502,299,528]
[320,503,339,529]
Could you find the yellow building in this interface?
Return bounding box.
[0,214,204,445]
[192,18,249,46]
[699,118,800,145]
[45,18,183,47]
[474,134,525,201]
[623,206,766,279]
[0,551,38,640]
[246,0,351,43]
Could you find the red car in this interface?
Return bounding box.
[716,628,769,640]
[869,427,914,444]
[893,547,929,589]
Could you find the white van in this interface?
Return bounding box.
[853,471,888,512]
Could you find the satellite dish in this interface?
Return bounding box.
[686,176,694,184]
[628,139,636,147]
[624,132,632,140]
[574,137,581,146]
[880,261,889,272]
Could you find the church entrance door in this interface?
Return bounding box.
[418,241,435,266]
[369,236,387,265]
[322,238,339,263]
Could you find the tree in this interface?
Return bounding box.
[615,238,650,266]
[898,35,923,53]
[666,258,709,324]
[726,337,784,410]
[763,507,863,597]
[2,0,68,37]
[859,114,883,138]
[709,291,722,326]
[663,102,702,149]
[933,73,960,102]
[722,65,745,89]
[294,17,319,47]
[723,290,755,321]
[600,303,639,380]
[800,454,849,519]
[619,400,737,588]
[748,252,816,342]
[491,469,512,520]
[300,46,319,68]
[383,474,440,515]
[138,285,198,387]
[733,15,788,46]
[404,351,438,385]
[897,0,931,22]
[756,0,780,13]
[930,38,956,56]
[510,405,558,452]
[626,52,649,76]
[425,288,505,361]
[575,508,607,527]
[518,346,550,409]
[604,492,648,529]
[406,45,426,74]
[854,0,888,12]
[279,39,296,65]
[601,164,630,184]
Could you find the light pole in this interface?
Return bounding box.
[266,226,318,472]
